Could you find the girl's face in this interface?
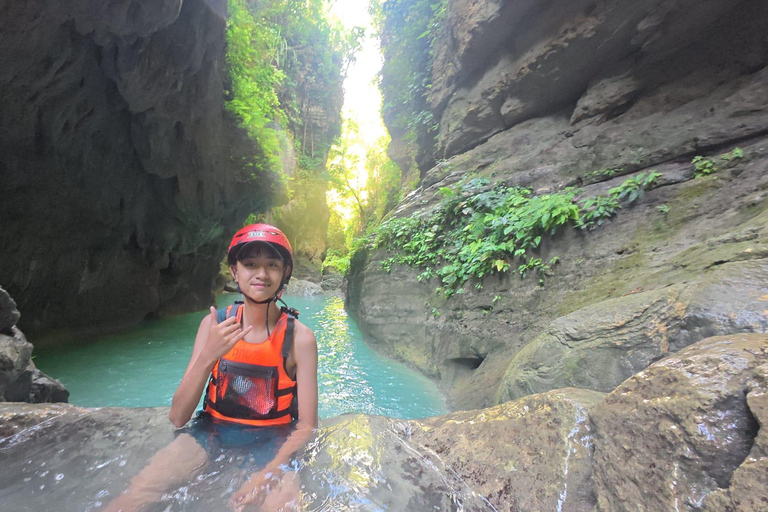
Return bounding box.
[231,244,288,301]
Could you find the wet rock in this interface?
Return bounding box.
[0,289,68,403]
[410,388,604,512]
[0,286,20,335]
[0,404,495,511]
[702,362,768,511]
[29,369,70,404]
[0,326,69,404]
[285,279,323,297]
[592,334,768,511]
[302,414,494,511]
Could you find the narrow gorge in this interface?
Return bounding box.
[1,0,767,510]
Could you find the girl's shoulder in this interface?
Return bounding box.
[291,319,317,351]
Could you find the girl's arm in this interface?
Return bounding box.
[169,307,253,428]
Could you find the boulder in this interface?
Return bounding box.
[0,404,494,511]
[285,279,323,297]
[592,333,768,511]
[320,266,344,291]
[0,288,68,403]
[0,286,20,335]
[0,389,606,512]
[411,388,604,512]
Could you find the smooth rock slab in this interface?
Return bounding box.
[0,404,494,511]
[592,333,768,511]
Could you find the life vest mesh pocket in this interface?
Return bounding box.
[215,360,278,419]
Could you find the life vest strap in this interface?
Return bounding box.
[282,315,295,359]
[276,384,296,397]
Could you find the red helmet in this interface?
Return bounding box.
[227,224,293,282]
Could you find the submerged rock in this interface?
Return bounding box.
[592,333,768,511]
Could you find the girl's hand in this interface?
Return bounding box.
[201,307,252,363]
[230,470,302,512]
[229,469,278,511]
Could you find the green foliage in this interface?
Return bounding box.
[656,204,670,216]
[353,171,662,296]
[226,0,356,179]
[246,0,362,258]
[365,135,403,223]
[578,195,621,230]
[692,148,743,179]
[608,171,661,203]
[322,249,350,275]
[721,147,744,162]
[226,0,287,171]
[370,0,446,172]
[583,168,617,182]
[692,156,717,177]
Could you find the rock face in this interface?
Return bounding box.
[429,0,768,159]
[497,268,768,402]
[0,287,68,403]
[0,0,274,339]
[592,334,768,511]
[355,0,768,409]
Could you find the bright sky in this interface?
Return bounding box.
[326,0,388,219]
[328,0,387,147]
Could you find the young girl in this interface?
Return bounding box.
[107,224,318,512]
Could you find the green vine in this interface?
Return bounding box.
[353,172,661,296]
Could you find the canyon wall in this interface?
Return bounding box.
[354,0,768,409]
[0,0,339,338]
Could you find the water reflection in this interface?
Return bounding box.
[34,295,445,420]
[316,297,376,417]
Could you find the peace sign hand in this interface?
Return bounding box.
[201,307,253,363]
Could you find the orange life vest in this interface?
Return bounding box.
[203,304,298,426]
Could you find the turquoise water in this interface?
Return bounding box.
[34,294,446,420]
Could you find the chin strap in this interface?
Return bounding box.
[241,282,289,336]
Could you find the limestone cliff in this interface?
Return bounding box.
[354,0,768,408]
[0,0,301,338]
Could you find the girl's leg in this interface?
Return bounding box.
[103,433,208,512]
